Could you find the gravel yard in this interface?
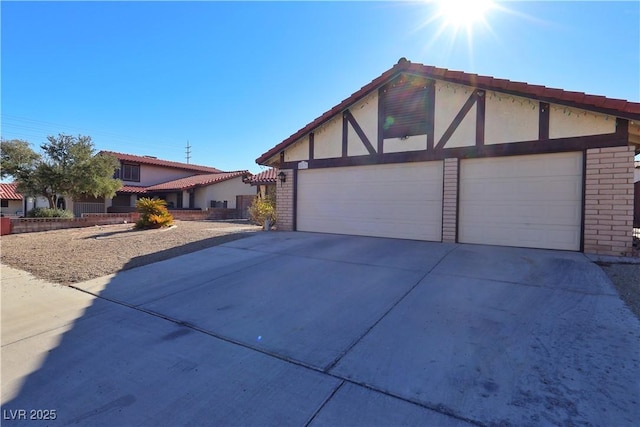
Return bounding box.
[0,220,261,284]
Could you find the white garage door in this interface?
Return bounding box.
[297,162,443,241]
[459,152,583,250]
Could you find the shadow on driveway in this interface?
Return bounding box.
[2,233,639,426]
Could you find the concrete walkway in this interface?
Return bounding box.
[2,232,639,426]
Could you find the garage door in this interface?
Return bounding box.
[459,152,583,250]
[297,162,443,241]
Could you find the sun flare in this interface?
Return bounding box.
[435,0,495,31]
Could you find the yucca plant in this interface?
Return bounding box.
[134,197,174,229]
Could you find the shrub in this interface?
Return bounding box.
[248,196,276,229]
[135,197,174,229]
[27,207,74,218]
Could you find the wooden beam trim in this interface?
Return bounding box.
[436,92,477,149]
[308,132,315,160]
[342,113,348,158]
[293,169,298,231]
[377,88,385,154]
[426,80,436,150]
[345,110,376,155]
[476,90,485,146]
[539,102,550,140]
[279,132,627,170]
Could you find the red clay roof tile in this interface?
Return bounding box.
[145,171,249,192]
[249,168,277,185]
[101,151,222,174]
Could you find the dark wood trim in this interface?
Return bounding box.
[580,150,587,252]
[377,88,385,154]
[345,110,376,154]
[308,132,314,161]
[342,113,348,158]
[539,102,550,140]
[279,151,285,165]
[476,91,485,146]
[436,92,477,149]
[426,80,436,151]
[293,168,298,231]
[278,132,628,170]
[455,158,460,243]
[615,117,629,138]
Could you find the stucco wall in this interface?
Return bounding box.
[194,177,256,210]
[550,106,615,139]
[314,116,342,159]
[284,135,309,162]
[434,81,476,148]
[0,200,23,216]
[485,91,539,144]
[276,76,622,166]
[124,164,197,187]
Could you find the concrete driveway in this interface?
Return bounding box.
[2,232,639,426]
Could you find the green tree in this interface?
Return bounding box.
[2,134,122,208]
[0,139,40,179]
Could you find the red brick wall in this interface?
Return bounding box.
[9,213,139,234]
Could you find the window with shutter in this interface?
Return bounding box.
[381,75,432,139]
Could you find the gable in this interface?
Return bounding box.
[257,59,639,167]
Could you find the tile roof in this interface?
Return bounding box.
[101,151,222,174]
[248,168,277,185]
[119,185,149,194]
[145,171,249,191]
[0,183,23,200]
[256,58,640,165]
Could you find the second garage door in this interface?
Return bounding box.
[459,152,583,251]
[297,162,443,241]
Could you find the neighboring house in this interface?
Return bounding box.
[0,183,23,217]
[256,58,640,256]
[245,168,277,199]
[101,151,256,216]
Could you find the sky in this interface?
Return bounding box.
[1,1,639,174]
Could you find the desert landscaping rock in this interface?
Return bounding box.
[0,220,261,284]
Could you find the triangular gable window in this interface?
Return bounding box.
[381,74,431,139]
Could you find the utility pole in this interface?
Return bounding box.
[185,141,191,164]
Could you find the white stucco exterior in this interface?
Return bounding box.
[549,105,615,139]
[284,135,309,162]
[0,200,23,216]
[314,116,342,159]
[194,177,256,209]
[434,81,476,148]
[485,92,539,144]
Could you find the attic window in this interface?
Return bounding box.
[381,75,431,139]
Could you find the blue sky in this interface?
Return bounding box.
[2,1,638,174]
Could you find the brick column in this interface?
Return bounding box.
[276,169,294,231]
[442,158,459,243]
[584,146,635,256]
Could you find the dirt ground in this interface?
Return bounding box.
[0,220,261,284]
[598,262,640,320]
[1,222,638,320]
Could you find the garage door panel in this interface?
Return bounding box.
[459,153,583,251]
[297,162,443,241]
